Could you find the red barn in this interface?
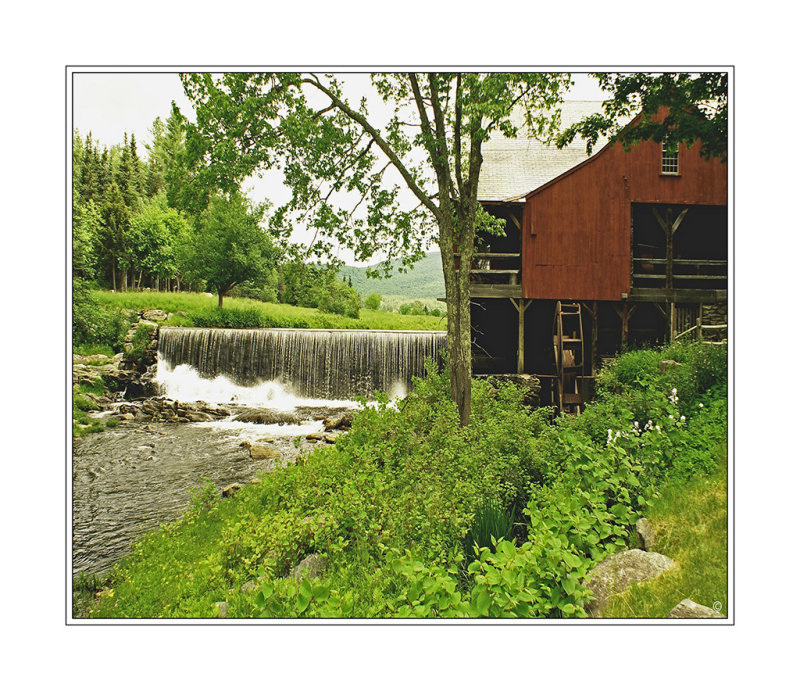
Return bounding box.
[471,102,728,409]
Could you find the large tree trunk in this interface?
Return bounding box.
[218,291,224,309]
[439,220,474,426]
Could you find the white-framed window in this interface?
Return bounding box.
[661,142,679,175]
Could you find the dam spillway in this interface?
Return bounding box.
[157,327,447,400]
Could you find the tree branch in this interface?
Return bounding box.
[301,75,440,221]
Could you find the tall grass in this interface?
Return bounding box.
[601,462,728,618]
[92,290,446,331]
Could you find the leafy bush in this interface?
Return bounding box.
[89,345,726,619]
[72,279,131,352]
[316,280,361,319]
[463,500,514,555]
[364,293,382,310]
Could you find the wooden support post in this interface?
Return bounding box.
[669,301,675,344]
[621,303,629,349]
[652,206,689,291]
[510,298,530,374]
[614,303,637,350]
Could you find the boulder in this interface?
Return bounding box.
[291,554,327,581]
[214,601,228,618]
[583,549,675,617]
[249,445,281,460]
[305,432,324,441]
[658,359,683,373]
[323,412,354,431]
[221,483,242,498]
[635,518,655,551]
[668,599,725,619]
[234,410,300,425]
[323,433,340,444]
[184,411,214,422]
[142,309,168,322]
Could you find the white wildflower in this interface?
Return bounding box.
[698,403,704,408]
[680,415,686,422]
[655,425,661,434]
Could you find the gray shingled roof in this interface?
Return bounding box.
[477,101,608,202]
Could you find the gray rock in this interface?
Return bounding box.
[291,554,327,581]
[658,359,683,373]
[221,483,242,498]
[234,409,300,425]
[323,412,354,431]
[141,309,167,321]
[214,601,228,618]
[636,518,655,551]
[249,444,281,460]
[668,599,725,619]
[184,410,214,422]
[583,549,675,617]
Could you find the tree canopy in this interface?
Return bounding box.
[181,191,280,308]
[181,72,572,424]
[556,72,728,162]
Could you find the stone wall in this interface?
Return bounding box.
[701,303,728,342]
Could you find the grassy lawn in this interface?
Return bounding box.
[601,461,728,618]
[92,290,446,331]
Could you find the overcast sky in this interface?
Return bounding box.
[71,71,608,265]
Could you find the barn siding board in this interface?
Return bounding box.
[521,135,727,302]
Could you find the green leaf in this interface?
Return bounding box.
[474,588,492,617]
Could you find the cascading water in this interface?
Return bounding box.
[156,327,447,401]
[73,327,448,583]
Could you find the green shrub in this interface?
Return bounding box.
[364,293,382,310]
[463,500,514,565]
[89,345,726,619]
[73,279,131,352]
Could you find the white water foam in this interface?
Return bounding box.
[193,418,326,441]
[154,362,359,410]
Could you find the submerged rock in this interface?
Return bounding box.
[249,445,281,460]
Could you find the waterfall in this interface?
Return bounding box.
[157,327,447,400]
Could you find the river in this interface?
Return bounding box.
[71,367,356,579]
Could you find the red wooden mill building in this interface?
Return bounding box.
[470,102,728,410]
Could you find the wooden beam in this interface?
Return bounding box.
[629,287,727,303]
[469,284,522,298]
[508,211,522,232]
[509,298,530,374]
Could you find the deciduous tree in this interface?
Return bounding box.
[182,72,570,424]
[556,72,728,161]
[181,191,279,308]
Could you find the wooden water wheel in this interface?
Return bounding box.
[553,301,584,413]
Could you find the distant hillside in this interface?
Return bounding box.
[339,252,445,300]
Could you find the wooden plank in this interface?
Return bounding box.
[469,269,520,274]
[455,252,521,259]
[629,287,727,302]
[468,284,522,298]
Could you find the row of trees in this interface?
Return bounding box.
[73,113,363,312]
